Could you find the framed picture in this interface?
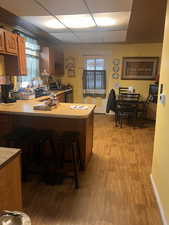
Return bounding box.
[122,57,159,80]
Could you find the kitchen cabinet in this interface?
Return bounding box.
[40,46,64,76]
[4,34,27,76]
[55,47,64,75]
[17,35,27,75]
[64,90,73,103]
[0,148,22,211]
[0,28,5,53]
[4,30,18,55]
[57,93,65,102]
[56,89,73,103]
[40,47,55,75]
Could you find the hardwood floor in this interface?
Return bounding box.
[23,115,162,225]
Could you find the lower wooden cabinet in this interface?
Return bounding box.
[57,90,73,103]
[0,153,22,211]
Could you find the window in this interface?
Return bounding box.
[18,34,40,88]
[83,57,106,97]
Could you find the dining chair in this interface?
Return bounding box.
[116,93,140,128]
[119,87,129,94]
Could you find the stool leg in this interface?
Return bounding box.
[72,142,79,189]
[76,140,83,170]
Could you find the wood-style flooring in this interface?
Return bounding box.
[23,115,162,225]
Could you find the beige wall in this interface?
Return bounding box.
[152,0,169,223]
[62,43,162,112]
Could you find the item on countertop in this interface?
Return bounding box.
[70,105,88,110]
[1,84,16,103]
[34,95,58,111]
[18,88,35,100]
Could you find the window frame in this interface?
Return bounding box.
[83,56,106,98]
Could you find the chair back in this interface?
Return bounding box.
[120,93,140,101]
[119,87,129,94]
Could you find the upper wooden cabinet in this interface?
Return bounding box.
[55,48,64,75]
[40,47,55,75]
[3,33,27,76]
[4,30,18,55]
[17,35,27,75]
[0,29,18,55]
[0,29,5,53]
[40,46,64,76]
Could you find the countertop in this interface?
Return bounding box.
[0,96,96,119]
[0,147,21,168]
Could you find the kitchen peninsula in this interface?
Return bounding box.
[0,97,95,168]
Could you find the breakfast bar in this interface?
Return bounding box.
[0,98,95,168]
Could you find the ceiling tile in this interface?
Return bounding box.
[101,30,127,42]
[50,32,79,43]
[93,12,131,29]
[38,0,88,15]
[0,0,48,16]
[85,0,133,13]
[75,31,103,43]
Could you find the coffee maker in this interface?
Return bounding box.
[1,84,16,103]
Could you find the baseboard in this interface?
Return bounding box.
[150,174,168,225]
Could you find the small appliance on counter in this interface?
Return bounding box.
[34,87,50,98]
[1,84,16,103]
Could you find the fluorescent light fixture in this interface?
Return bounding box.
[44,19,65,29]
[94,13,117,27]
[94,12,131,28]
[95,17,117,27]
[58,14,95,29]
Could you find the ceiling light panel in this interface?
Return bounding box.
[94,12,131,29]
[21,16,65,31]
[85,0,133,13]
[38,0,88,15]
[0,0,48,16]
[57,14,95,29]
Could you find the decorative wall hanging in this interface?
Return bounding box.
[112,58,120,79]
[122,57,159,80]
[113,65,119,72]
[113,58,120,65]
[112,73,119,79]
[65,56,76,77]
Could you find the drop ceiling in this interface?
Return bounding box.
[0,0,133,43]
[0,0,166,44]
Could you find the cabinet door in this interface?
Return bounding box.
[40,47,56,75]
[55,48,64,75]
[4,31,18,55]
[17,35,27,75]
[40,47,50,75]
[0,29,5,53]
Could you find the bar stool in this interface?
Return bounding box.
[4,128,56,181]
[55,131,82,189]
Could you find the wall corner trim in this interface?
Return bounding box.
[150,174,168,225]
